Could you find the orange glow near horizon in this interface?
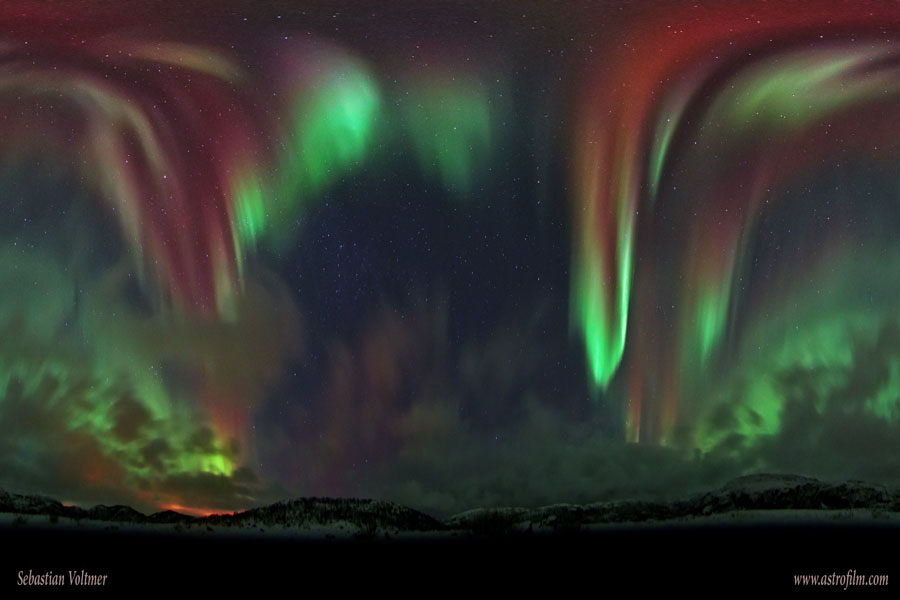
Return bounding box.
[159,502,238,518]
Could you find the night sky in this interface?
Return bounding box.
[3,0,900,517]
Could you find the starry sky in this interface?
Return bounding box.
[3,0,900,517]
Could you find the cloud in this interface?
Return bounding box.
[0,241,302,514]
[269,298,745,517]
[151,470,283,513]
[735,318,900,483]
[370,400,744,518]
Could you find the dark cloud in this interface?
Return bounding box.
[313,316,900,518]
[112,395,152,443]
[140,439,172,473]
[369,401,743,517]
[152,470,282,513]
[736,319,900,483]
[0,252,303,514]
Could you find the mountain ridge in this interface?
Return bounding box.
[3,474,900,538]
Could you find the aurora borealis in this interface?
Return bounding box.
[4,0,900,518]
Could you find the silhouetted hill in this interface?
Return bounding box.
[3,474,900,538]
